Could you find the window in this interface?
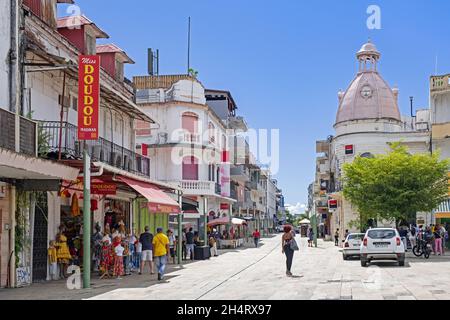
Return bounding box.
[182,156,198,181]
[58,94,70,108]
[115,59,124,81]
[72,96,78,111]
[208,122,215,143]
[367,229,396,239]
[85,33,96,55]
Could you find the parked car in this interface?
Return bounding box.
[360,228,406,267]
[342,233,365,260]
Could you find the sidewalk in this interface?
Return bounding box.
[0,236,276,300]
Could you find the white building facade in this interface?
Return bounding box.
[315,41,431,242]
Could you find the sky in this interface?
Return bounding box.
[58,1,450,214]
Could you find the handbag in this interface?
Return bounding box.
[290,237,299,251]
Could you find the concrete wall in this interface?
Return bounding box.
[0,0,10,110]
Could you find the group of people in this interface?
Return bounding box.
[404,224,448,255]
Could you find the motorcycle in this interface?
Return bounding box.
[412,236,432,259]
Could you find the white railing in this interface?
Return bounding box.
[165,180,217,196]
[180,132,201,143]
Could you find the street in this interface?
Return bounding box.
[87,235,450,300]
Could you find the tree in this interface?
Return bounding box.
[342,143,449,227]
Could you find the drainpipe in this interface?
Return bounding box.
[10,0,20,152]
[9,185,17,288]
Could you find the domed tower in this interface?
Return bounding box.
[335,40,402,136]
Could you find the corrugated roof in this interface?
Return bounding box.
[57,15,109,39]
[96,44,135,64]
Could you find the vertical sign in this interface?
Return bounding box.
[78,55,100,140]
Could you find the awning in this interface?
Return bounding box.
[116,176,180,213]
[231,218,247,226]
[435,212,450,219]
[299,218,311,224]
[207,216,230,227]
[183,209,201,219]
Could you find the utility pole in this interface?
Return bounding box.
[82,143,91,288]
[177,190,183,265]
[187,16,191,74]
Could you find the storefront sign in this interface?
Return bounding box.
[78,55,100,140]
[148,203,180,214]
[328,199,338,209]
[220,203,230,210]
[91,183,117,195]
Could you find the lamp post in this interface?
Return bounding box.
[177,190,183,265]
[312,203,318,248]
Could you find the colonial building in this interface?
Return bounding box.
[430,73,450,227]
[133,75,236,235]
[1,0,180,288]
[314,40,431,241]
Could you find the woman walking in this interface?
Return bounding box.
[282,225,295,277]
[434,224,443,256]
[308,227,314,247]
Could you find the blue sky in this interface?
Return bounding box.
[58,1,450,212]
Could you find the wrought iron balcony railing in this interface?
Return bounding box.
[37,121,150,177]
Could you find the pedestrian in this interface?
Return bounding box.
[153,227,170,281]
[399,226,408,251]
[252,229,261,248]
[209,232,218,257]
[434,224,443,256]
[308,227,314,247]
[139,226,154,275]
[134,236,142,270]
[408,226,416,250]
[182,228,187,260]
[334,229,339,246]
[48,240,58,280]
[167,229,176,264]
[282,225,295,277]
[439,224,446,254]
[113,241,125,279]
[185,227,195,260]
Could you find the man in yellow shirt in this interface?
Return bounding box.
[152,227,170,281]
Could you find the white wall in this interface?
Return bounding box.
[0,0,10,110]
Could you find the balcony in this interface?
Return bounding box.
[230,165,249,182]
[0,108,37,156]
[180,132,201,144]
[38,121,150,177]
[165,180,222,196]
[245,180,257,190]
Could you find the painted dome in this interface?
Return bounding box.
[335,41,401,125]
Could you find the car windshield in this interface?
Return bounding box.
[348,234,364,240]
[367,230,396,239]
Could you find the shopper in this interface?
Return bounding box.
[308,227,314,247]
[408,226,416,250]
[182,228,187,260]
[134,236,142,270]
[167,229,176,264]
[434,224,443,256]
[282,225,295,277]
[334,229,340,246]
[153,227,170,281]
[209,231,219,257]
[252,229,261,248]
[185,227,195,260]
[139,226,154,275]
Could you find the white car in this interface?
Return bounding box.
[360,228,406,267]
[342,233,365,260]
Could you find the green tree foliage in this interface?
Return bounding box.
[343,143,449,225]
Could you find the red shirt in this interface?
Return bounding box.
[253,231,260,238]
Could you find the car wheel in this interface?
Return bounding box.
[398,259,405,267]
[361,260,368,267]
[343,254,348,260]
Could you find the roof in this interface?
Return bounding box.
[205,89,237,110]
[57,15,109,39]
[133,74,197,90]
[335,41,401,124]
[96,44,135,64]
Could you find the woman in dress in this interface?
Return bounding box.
[282,225,295,277]
[56,225,72,278]
[113,241,125,279]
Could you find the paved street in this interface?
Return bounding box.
[87,234,450,300]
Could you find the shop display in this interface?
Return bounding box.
[55,224,71,278]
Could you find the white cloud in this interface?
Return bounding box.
[285,202,306,215]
